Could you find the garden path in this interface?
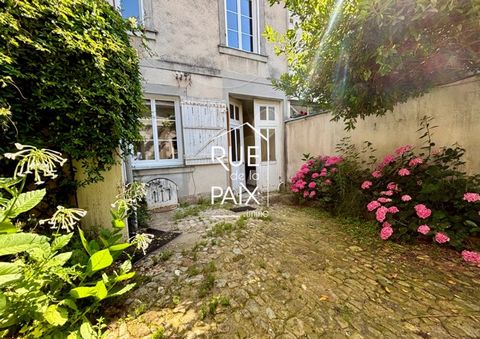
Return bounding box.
[107,202,480,338]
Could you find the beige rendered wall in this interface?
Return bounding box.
[75,160,125,232]
[286,76,480,178]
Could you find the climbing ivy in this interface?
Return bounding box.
[266,0,480,129]
[0,0,145,182]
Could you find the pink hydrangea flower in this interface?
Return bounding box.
[377,197,392,203]
[303,191,309,198]
[401,195,412,202]
[462,250,480,265]
[398,168,411,176]
[417,225,430,235]
[463,193,480,203]
[325,156,343,167]
[375,206,389,223]
[308,182,316,189]
[395,145,413,155]
[324,179,332,185]
[291,188,299,193]
[381,154,396,166]
[309,191,316,198]
[380,190,394,196]
[409,157,423,167]
[380,226,393,240]
[382,222,392,228]
[361,181,373,190]
[387,182,398,191]
[312,172,320,179]
[372,170,382,178]
[330,168,338,174]
[320,168,328,177]
[367,201,381,212]
[388,206,399,214]
[434,232,450,244]
[415,204,431,219]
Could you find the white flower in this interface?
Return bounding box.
[40,206,87,232]
[132,233,154,255]
[4,144,67,185]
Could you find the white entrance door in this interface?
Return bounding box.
[254,100,281,192]
[229,99,245,193]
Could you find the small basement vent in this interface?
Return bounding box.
[145,178,178,211]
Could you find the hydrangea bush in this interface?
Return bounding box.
[290,119,480,266]
[361,118,480,254]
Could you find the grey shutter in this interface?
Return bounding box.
[181,99,228,165]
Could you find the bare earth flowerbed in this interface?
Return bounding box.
[106,202,480,338]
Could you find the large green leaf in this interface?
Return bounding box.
[108,243,131,252]
[107,283,136,298]
[86,249,113,275]
[0,233,49,256]
[43,304,68,326]
[95,280,108,301]
[6,189,46,218]
[0,220,16,234]
[114,272,135,282]
[70,286,97,299]
[51,233,73,252]
[78,228,92,256]
[45,252,72,268]
[79,321,96,339]
[0,262,21,287]
[0,293,6,315]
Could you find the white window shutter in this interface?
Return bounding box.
[181,99,228,165]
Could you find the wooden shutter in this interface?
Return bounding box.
[181,99,228,165]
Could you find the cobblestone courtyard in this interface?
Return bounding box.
[107,202,480,338]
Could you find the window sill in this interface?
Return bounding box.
[218,45,268,63]
[127,28,157,41]
[131,161,184,170]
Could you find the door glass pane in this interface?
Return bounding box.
[226,0,237,12]
[121,0,140,19]
[260,128,267,162]
[228,30,239,48]
[268,129,276,161]
[260,106,267,120]
[156,100,178,160]
[227,11,238,30]
[235,105,239,120]
[230,104,234,119]
[268,106,275,120]
[134,100,155,161]
[235,129,241,162]
[231,128,237,162]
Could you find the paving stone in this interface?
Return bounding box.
[106,204,480,338]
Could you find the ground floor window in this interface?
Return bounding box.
[133,97,182,167]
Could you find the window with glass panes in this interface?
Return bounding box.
[133,98,181,166]
[115,0,143,21]
[225,0,255,52]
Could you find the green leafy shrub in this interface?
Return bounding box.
[0,144,151,338]
[0,0,145,182]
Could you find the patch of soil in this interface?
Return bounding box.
[132,228,180,263]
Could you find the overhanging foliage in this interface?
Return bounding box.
[0,0,144,182]
[266,0,480,129]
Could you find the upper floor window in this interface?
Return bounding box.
[225,0,256,52]
[133,97,183,167]
[115,0,143,22]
